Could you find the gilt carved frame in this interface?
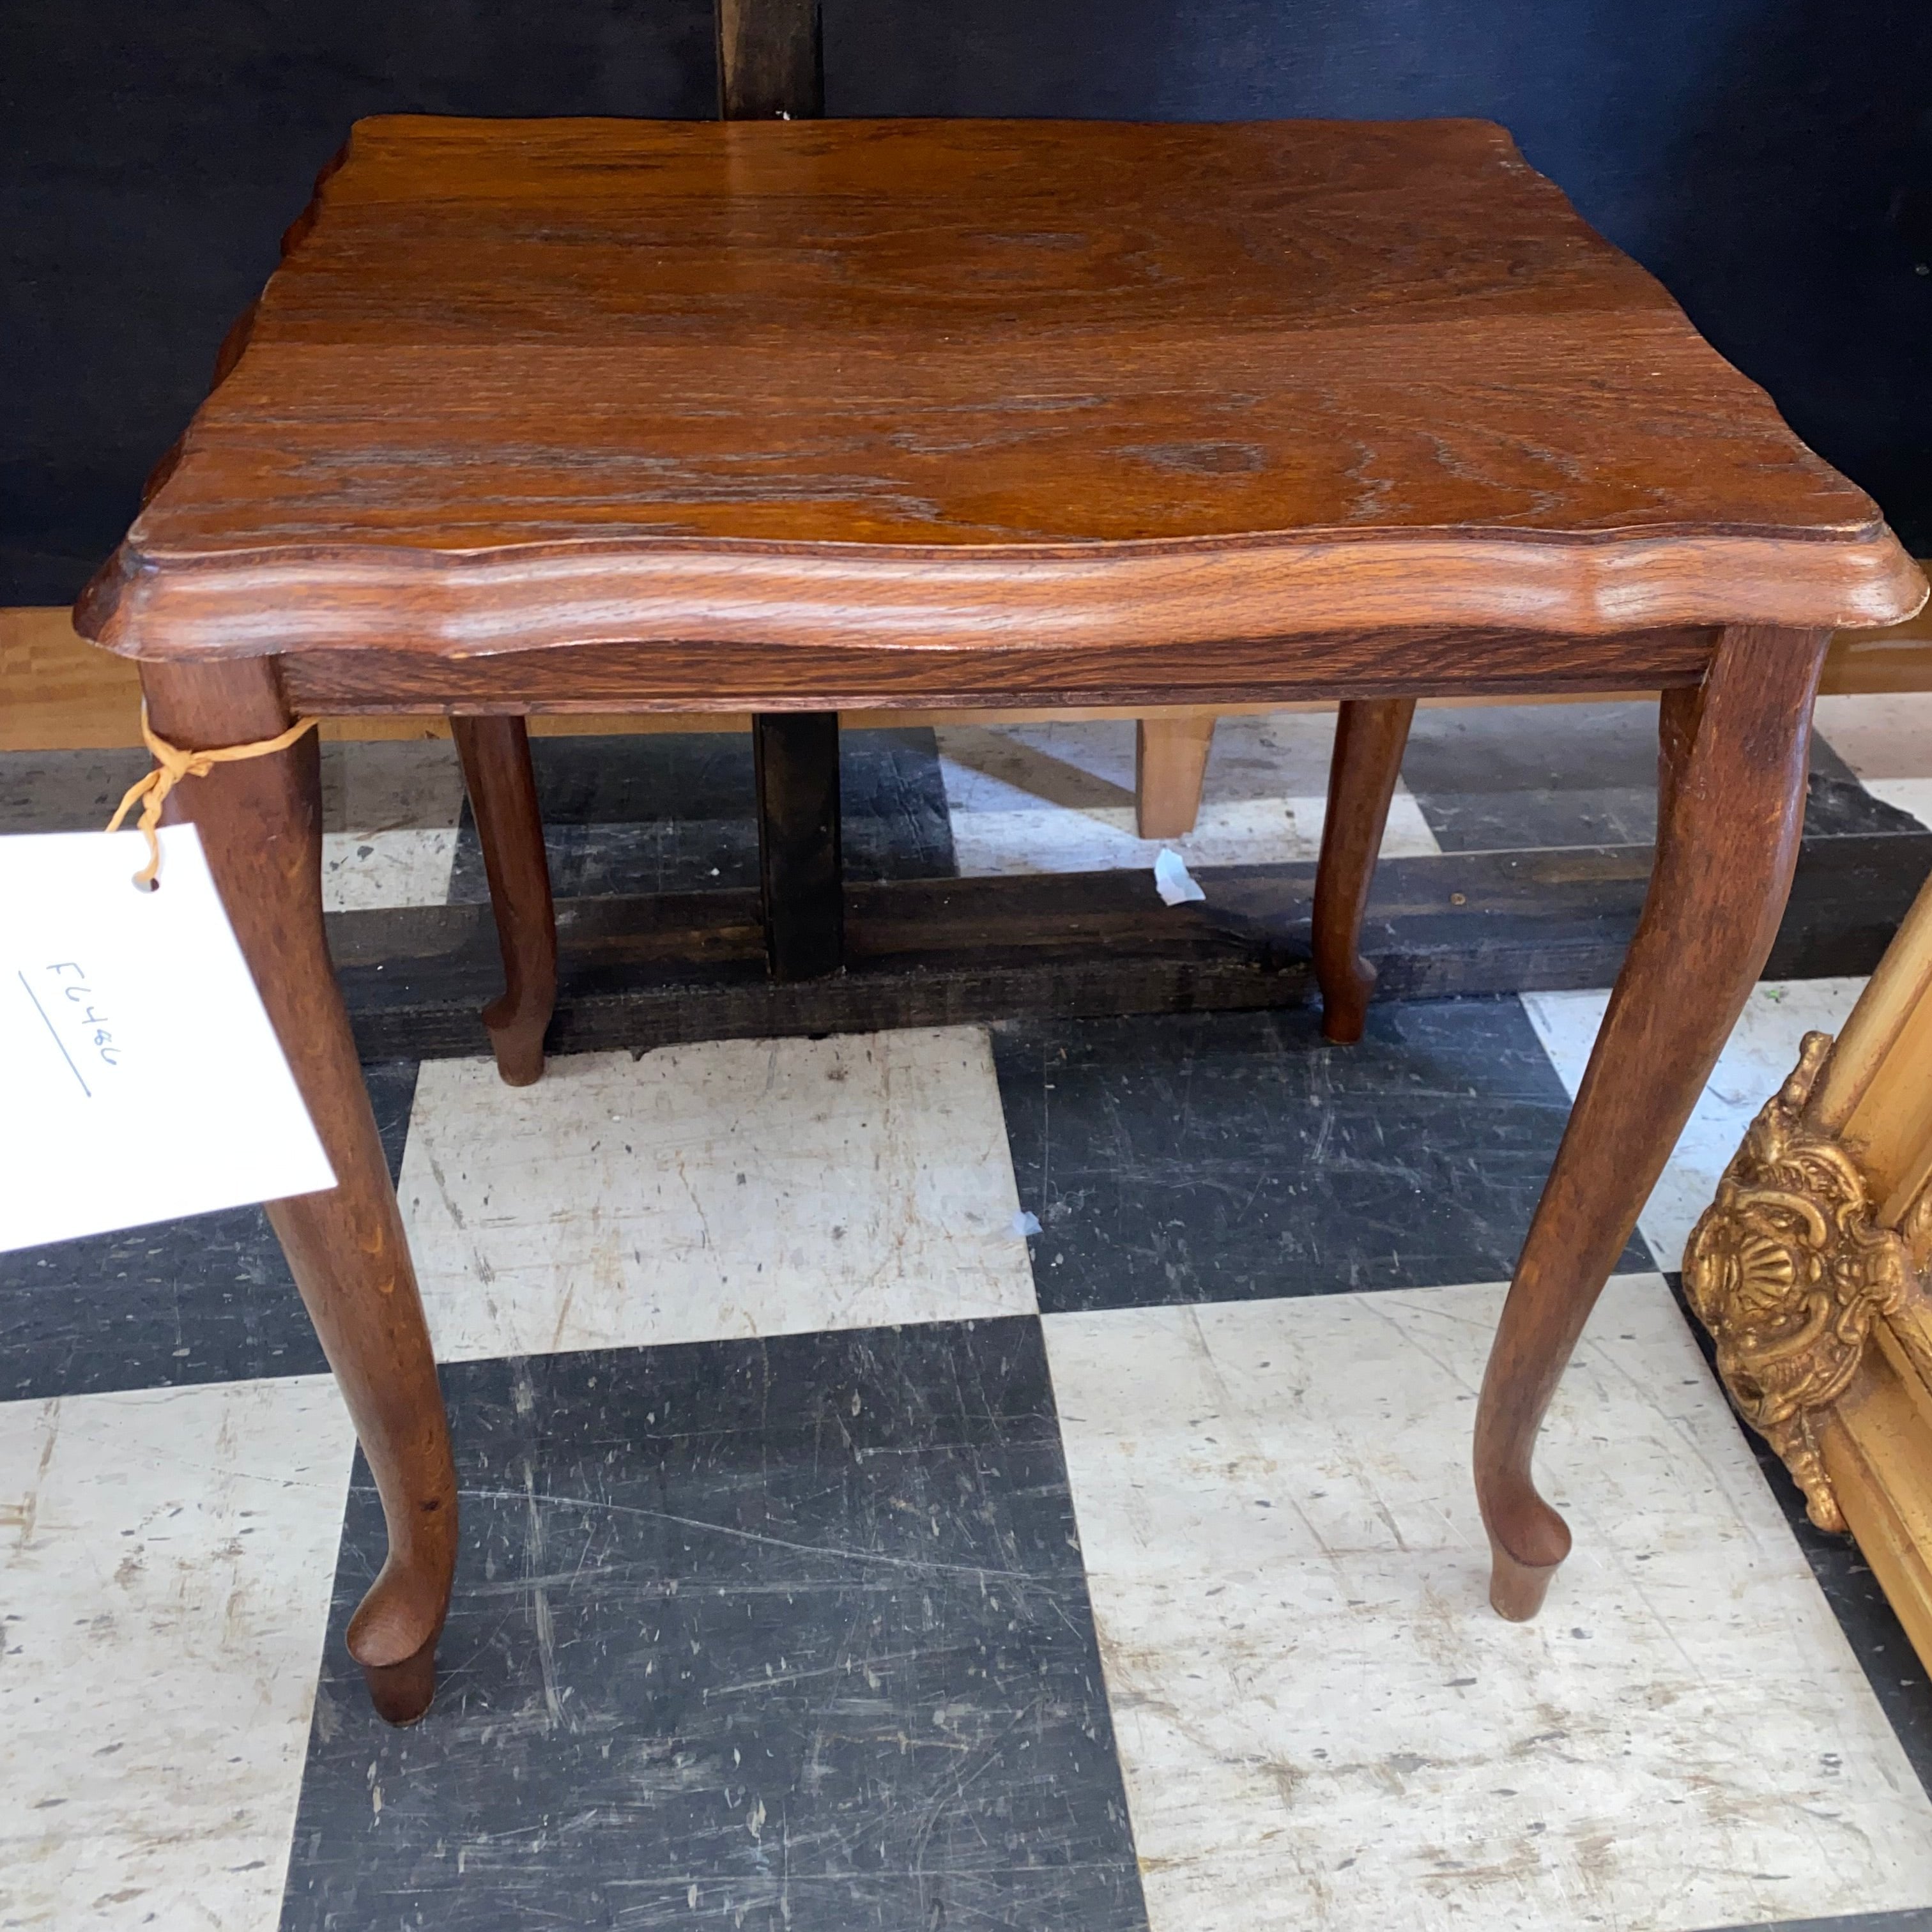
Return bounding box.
[1686,866,1932,1662]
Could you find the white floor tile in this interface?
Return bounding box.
[0,1377,354,1930]
[1813,695,1932,830]
[944,795,1439,876]
[315,739,466,910]
[1522,979,1867,1271]
[937,716,1439,875]
[1046,1277,1932,1932]
[399,1027,1038,1361]
[319,826,459,911]
[1816,692,1932,772]
[1860,776,1932,831]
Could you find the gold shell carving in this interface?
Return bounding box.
[1683,1030,1931,1532]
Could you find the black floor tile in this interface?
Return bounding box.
[1772,832,1932,979]
[283,1320,1147,1932]
[0,1061,417,1400]
[0,746,150,832]
[1401,701,1924,853]
[992,998,1650,1313]
[447,729,956,901]
[836,730,960,882]
[1400,700,1664,852]
[1804,754,1930,839]
[1666,1276,1932,1802]
[1700,1910,1932,1931]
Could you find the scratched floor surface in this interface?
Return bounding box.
[6,696,1928,910]
[4,696,1932,1930]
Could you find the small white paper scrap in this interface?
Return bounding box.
[1153,847,1207,906]
[0,827,335,1253]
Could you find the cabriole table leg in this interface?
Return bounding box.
[1473,625,1830,1618]
[144,659,459,1724]
[452,714,557,1086]
[1313,697,1417,1043]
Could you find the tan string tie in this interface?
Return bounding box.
[106,705,320,888]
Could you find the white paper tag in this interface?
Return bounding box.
[0,826,336,1253]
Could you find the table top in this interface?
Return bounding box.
[81,116,1924,663]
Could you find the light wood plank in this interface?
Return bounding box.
[1135,714,1219,838]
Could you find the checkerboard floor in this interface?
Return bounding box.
[6,699,1932,1931]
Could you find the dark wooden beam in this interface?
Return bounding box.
[716,0,823,119]
[752,710,845,980]
[328,834,1932,1063]
[717,0,841,977]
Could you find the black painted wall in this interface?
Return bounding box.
[4,0,1928,604]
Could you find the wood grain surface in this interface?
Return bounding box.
[77,116,1923,670]
[15,603,1932,751]
[274,625,1721,715]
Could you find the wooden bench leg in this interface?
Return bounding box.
[753,710,844,981]
[144,659,458,1726]
[452,716,556,1087]
[1135,714,1218,839]
[1473,625,1831,1620]
[1312,697,1416,1043]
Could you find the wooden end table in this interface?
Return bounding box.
[76,116,1926,1722]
